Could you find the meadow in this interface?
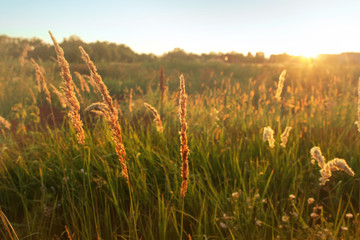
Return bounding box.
[0,34,360,239]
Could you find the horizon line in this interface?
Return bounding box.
[2,33,359,59]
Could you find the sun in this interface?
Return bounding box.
[266,45,322,60]
[290,48,320,59]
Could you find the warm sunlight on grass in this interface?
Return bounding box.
[290,48,320,59]
[1,33,360,240]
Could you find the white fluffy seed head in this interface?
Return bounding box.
[319,158,354,185]
[280,126,292,148]
[263,126,275,148]
[310,146,326,169]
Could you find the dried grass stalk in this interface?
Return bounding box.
[83,74,98,93]
[319,158,355,185]
[49,31,85,145]
[34,69,42,92]
[275,70,286,101]
[79,46,128,182]
[0,207,19,240]
[280,126,292,148]
[64,225,73,240]
[144,103,163,133]
[179,74,189,198]
[91,110,104,116]
[85,102,108,112]
[30,58,51,105]
[113,99,123,118]
[29,88,37,105]
[263,126,275,148]
[49,84,67,108]
[79,47,116,115]
[74,71,90,93]
[310,146,354,185]
[71,80,84,104]
[85,102,108,116]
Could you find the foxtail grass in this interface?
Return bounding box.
[179,74,189,240]
[71,80,84,104]
[113,99,123,118]
[310,146,326,169]
[144,103,163,133]
[275,70,286,101]
[179,74,189,198]
[49,84,67,108]
[29,88,37,105]
[263,126,275,148]
[319,158,355,185]
[83,74,98,93]
[280,126,292,148]
[30,58,51,105]
[79,46,128,182]
[310,146,355,185]
[30,57,58,128]
[74,71,90,93]
[49,31,85,144]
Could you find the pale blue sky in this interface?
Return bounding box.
[1,0,359,57]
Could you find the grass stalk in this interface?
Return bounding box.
[49,31,85,145]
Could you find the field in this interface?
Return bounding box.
[1,36,360,240]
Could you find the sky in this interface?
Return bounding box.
[1,0,359,57]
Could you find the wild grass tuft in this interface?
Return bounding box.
[49,31,85,144]
[79,46,128,182]
[144,102,163,133]
[179,74,189,199]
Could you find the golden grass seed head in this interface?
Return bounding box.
[263,126,275,148]
[310,146,326,169]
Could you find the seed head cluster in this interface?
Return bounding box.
[179,74,189,198]
[263,126,275,148]
[310,146,354,185]
[49,31,85,145]
[79,46,128,182]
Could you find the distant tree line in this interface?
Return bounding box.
[1,35,359,64]
[0,35,268,63]
[0,35,143,63]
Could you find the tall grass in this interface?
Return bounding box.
[0,40,360,239]
[49,31,85,145]
[179,74,189,199]
[79,46,128,182]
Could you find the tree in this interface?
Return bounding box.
[254,52,265,63]
[61,35,86,62]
